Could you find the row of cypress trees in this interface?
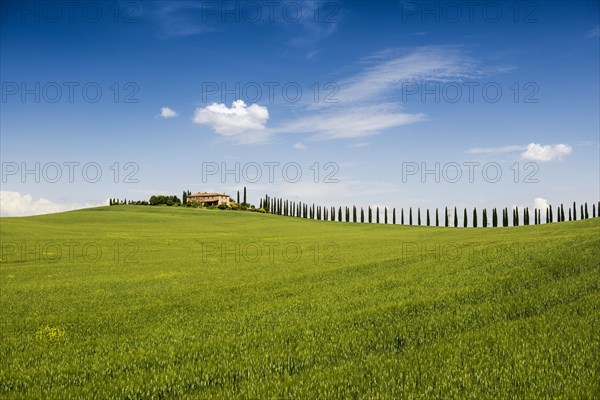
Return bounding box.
[258,195,599,227]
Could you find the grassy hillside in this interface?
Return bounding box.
[1,206,599,399]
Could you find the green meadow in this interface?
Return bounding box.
[0,206,599,399]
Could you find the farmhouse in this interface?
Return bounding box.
[187,192,231,206]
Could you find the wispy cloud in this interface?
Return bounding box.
[274,104,426,140]
[150,0,341,43]
[586,25,600,39]
[349,142,370,148]
[465,145,527,154]
[195,46,502,143]
[292,142,307,150]
[332,46,484,106]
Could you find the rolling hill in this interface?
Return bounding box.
[1,206,599,398]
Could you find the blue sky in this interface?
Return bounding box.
[1,0,598,217]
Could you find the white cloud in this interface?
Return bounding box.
[0,191,107,217]
[521,143,572,162]
[159,107,178,118]
[465,143,573,162]
[293,142,307,150]
[350,142,370,148]
[193,100,270,144]
[534,197,549,211]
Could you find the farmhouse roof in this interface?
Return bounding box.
[188,192,229,197]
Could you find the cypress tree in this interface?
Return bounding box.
[410,208,413,225]
[492,208,497,227]
[339,207,342,222]
[549,205,553,223]
[376,207,380,224]
[369,207,372,223]
[324,207,328,221]
[426,209,430,226]
[385,208,388,224]
[445,207,449,227]
[581,204,584,219]
[569,208,572,221]
[236,191,240,205]
[346,207,350,222]
[561,204,565,222]
[473,208,477,228]
[545,207,549,223]
[573,202,576,220]
[504,208,509,227]
[482,209,487,227]
[454,207,458,227]
[417,208,421,226]
[361,207,365,223]
[393,208,396,224]
[243,187,247,205]
[436,208,439,227]
[593,203,596,218]
[463,208,468,228]
[585,203,589,219]
[183,191,188,205]
[402,208,405,225]
[353,206,357,222]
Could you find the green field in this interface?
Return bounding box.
[1,206,599,399]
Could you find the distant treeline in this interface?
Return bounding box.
[109,189,598,227]
[258,194,599,227]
